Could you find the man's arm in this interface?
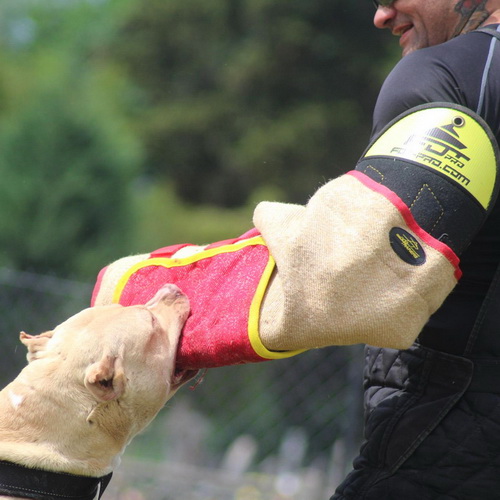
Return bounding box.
[92,104,499,369]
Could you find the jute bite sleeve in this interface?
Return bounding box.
[258,103,499,351]
[92,103,499,368]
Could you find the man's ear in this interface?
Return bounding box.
[84,352,126,402]
[20,331,54,362]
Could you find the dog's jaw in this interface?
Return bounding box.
[171,367,199,391]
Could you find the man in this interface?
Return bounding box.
[92,1,500,498]
[333,1,500,498]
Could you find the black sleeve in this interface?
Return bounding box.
[371,47,466,139]
[367,31,500,354]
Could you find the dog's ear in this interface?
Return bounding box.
[20,331,54,362]
[84,353,126,402]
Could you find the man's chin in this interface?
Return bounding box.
[399,34,412,56]
[400,39,421,57]
[401,46,416,57]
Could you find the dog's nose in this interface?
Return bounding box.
[146,284,185,308]
[145,285,190,328]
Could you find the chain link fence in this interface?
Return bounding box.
[0,267,365,500]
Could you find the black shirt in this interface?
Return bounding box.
[371,25,500,355]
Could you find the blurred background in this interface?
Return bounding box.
[0,0,399,498]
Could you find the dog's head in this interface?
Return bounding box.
[19,284,198,434]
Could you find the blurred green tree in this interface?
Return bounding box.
[0,0,399,273]
[0,0,142,278]
[0,85,141,278]
[109,0,396,206]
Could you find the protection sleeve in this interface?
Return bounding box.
[92,229,305,368]
[257,103,499,351]
[91,103,499,369]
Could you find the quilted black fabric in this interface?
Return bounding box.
[332,345,500,499]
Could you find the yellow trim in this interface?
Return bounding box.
[247,254,306,360]
[113,235,305,360]
[113,235,264,303]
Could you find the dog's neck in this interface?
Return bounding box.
[0,362,132,478]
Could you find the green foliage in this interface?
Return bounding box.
[0,0,143,279]
[109,0,396,206]
[0,85,141,278]
[130,181,285,252]
[0,0,399,276]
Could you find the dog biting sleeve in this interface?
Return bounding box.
[92,103,499,368]
[93,229,305,368]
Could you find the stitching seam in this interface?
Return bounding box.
[410,184,444,233]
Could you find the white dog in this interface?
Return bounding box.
[0,284,197,500]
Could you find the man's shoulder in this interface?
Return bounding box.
[372,27,498,137]
[401,24,500,71]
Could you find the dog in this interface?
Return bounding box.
[0,284,198,500]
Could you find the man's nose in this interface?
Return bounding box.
[373,6,396,29]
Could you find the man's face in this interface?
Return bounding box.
[373,0,461,56]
